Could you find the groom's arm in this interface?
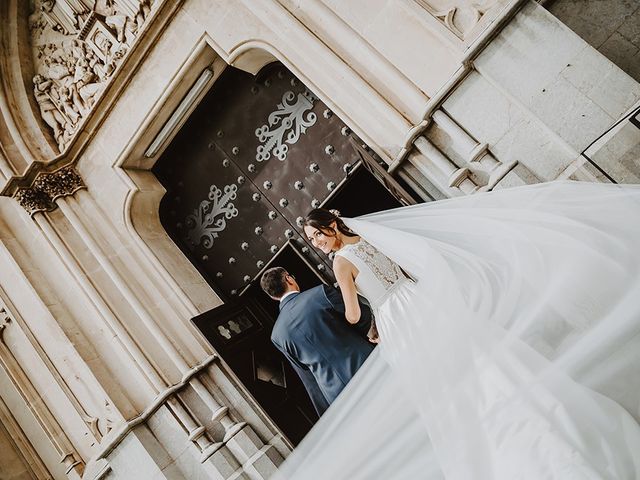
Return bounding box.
[271,338,330,416]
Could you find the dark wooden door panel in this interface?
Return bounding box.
[156,64,365,297]
[192,296,317,445]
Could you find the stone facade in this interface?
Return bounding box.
[0,0,638,479]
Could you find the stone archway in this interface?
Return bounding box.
[108,23,423,456]
[147,59,421,443]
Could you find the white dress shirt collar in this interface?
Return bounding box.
[280,290,300,302]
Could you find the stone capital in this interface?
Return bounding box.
[14,165,86,216]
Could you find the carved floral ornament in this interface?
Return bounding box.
[415,0,500,39]
[14,165,86,216]
[29,0,156,152]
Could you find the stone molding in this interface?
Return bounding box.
[429,109,517,191]
[0,285,116,444]
[14,165,85,216]
[414,0,503,41]
[94,355,218,460]
[0,394,53,480]
[0,304,85,478]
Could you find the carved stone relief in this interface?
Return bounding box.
[415,0,501,40]
[28,0,155,152]
[14,165,85,216]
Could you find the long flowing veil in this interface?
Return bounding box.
[274,181,640,479]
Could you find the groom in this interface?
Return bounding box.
[260,267,375,416]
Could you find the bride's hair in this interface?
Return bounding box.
[304,208,357,238]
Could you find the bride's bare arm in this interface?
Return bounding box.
[333,256,361,324]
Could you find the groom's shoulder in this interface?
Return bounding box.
[272,287,324,340]
[303,283,327,296]
[291,284,327,305]
[278,285,331,315]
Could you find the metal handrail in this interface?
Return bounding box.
[580,105,640,184]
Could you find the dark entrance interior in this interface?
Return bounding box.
[153,63,421,444]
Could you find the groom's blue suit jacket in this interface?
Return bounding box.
[272,285,375,416]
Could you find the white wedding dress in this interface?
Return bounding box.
[273,181,640,480]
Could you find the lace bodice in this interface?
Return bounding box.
[334,239,406,307]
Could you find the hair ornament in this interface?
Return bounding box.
[329,208,341,218]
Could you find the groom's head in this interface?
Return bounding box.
[260,267,300,300]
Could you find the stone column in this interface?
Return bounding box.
[11,164,283,479]
[431,109,517,190]
[412,136,479,194]
[0,308,85,479]
[0,392,53,480]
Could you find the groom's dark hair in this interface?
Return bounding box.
[260,267,289,299]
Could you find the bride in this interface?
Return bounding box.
[273,181,640,480]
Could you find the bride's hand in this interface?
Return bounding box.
[367,321,379,344]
